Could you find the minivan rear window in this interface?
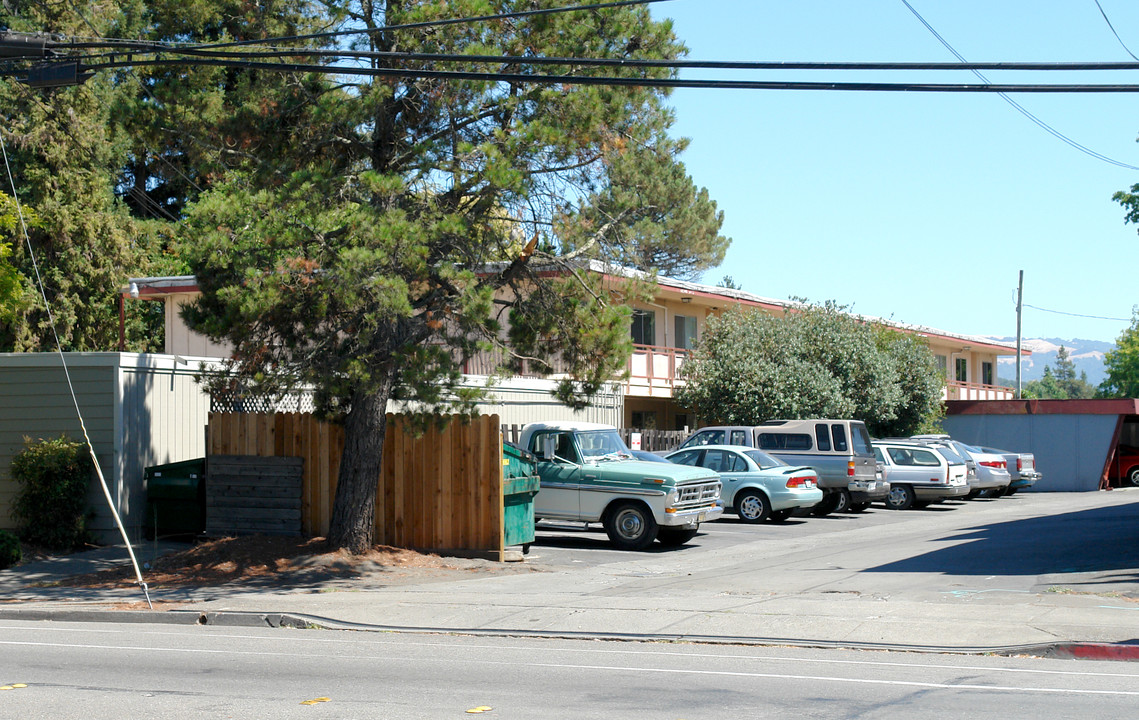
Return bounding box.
[758,433,813,451]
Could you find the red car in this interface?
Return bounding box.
[1110,446,1139,487]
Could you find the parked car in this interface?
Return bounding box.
[976,446,1041,495]
[1108,446,1139,487]
[679,420,886,515]
[910,435,1011,498]
[871,440,970,510]
[664,445,823,523]
[520,422,723,550]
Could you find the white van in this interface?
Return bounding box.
[679,419,886,514]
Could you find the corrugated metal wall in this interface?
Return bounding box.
[0,353,212,541]
[944,413,1119,492]
[0,354,116,533]
[469,377,624,427]
[119,356,213,541]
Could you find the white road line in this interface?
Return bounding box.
[3,639,1137,696]
[6,623,1136,680]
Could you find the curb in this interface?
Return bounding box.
[4,606,1139,661]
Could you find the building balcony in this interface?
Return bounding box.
[944,380,1015,401]
[627,344,687,398]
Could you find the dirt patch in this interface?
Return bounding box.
[50,535,536,591]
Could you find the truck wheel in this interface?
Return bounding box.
[604,501,658,551]
[832,489,851,513]
[736,489,771,523]
[885,484,915,510]
[811,492,838,516]
[657,527,699,547]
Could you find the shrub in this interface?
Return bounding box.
[10,435,94,551]
[0,529,19,569]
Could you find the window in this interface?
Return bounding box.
[631,309,655,346]
[670,450,702,466]
[758,433,813,451]
[955,357,968,383]
[681,430,724,448]
[831,424,848,452]
[850,424,872,454]
[631,411,657,429]
[982,361,994,386]
[729,430,748,446]
[935,354,948,377]
[815,424,831,451]
[674,314,697,350]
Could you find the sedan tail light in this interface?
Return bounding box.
[786,474,817,488]
[979,460,1006,469]
[1016,458,1023,471]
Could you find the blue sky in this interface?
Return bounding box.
[650,0,1139,344]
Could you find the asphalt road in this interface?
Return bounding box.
[3,619,1138,719]
[529,490,1139,600]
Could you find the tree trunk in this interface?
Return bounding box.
[327,372,395,553]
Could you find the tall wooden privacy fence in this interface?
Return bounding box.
[207,413,506,559]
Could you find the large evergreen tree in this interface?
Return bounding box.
[177,0,730,552]
[0,2,172,351]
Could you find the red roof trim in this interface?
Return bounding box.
[948,398,1139,415]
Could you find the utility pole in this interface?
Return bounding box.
[1015,270,1023,399]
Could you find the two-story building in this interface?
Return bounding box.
[123,260,1023,431]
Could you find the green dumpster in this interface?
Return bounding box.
[144,458,206,540]
[503,443,539,553]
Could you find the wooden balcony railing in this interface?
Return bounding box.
[626,344,687,397]
[944,380,1015,401]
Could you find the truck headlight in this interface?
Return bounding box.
[666,489,679,505]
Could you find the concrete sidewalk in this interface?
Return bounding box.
[3,492,1139,660]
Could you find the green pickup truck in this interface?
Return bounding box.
[519,422,723,550]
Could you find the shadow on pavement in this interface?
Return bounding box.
[865,495,1139,593]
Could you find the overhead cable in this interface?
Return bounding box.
[901,0,1139,171]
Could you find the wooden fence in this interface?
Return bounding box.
[207,413,506,559]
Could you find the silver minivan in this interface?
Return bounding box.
[679,419,887,514]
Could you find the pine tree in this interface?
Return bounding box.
[177,0,730,552]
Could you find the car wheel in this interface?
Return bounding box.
[736,489,771,523]
[848,501,871,513]
[1128,467,1139,487]
[770,509,793,523]
[965,490,980,500]
[657,527,699,547]
[885,484,915,510]
[604,501,658,551]
[832,489,851,513]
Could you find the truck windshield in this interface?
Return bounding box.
[576,430,633,462]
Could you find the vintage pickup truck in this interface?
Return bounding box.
[519,422,723,550]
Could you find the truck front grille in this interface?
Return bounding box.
[676,480,721,508]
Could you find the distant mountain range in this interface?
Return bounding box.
[987,337,1114,386]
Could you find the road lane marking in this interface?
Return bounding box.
[4,625,1138,680]
[3,639,1137,697]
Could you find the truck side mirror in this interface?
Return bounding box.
[540,435,557,461]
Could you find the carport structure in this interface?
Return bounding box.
[944,398,1139,492]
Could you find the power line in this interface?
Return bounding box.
[1023,304,1131,322]
[901,0,1139,171]
[1095,0,1139,62]
[14,55,1139,93]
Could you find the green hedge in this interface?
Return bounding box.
[10,435,93,551]
[0,530,19,569]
